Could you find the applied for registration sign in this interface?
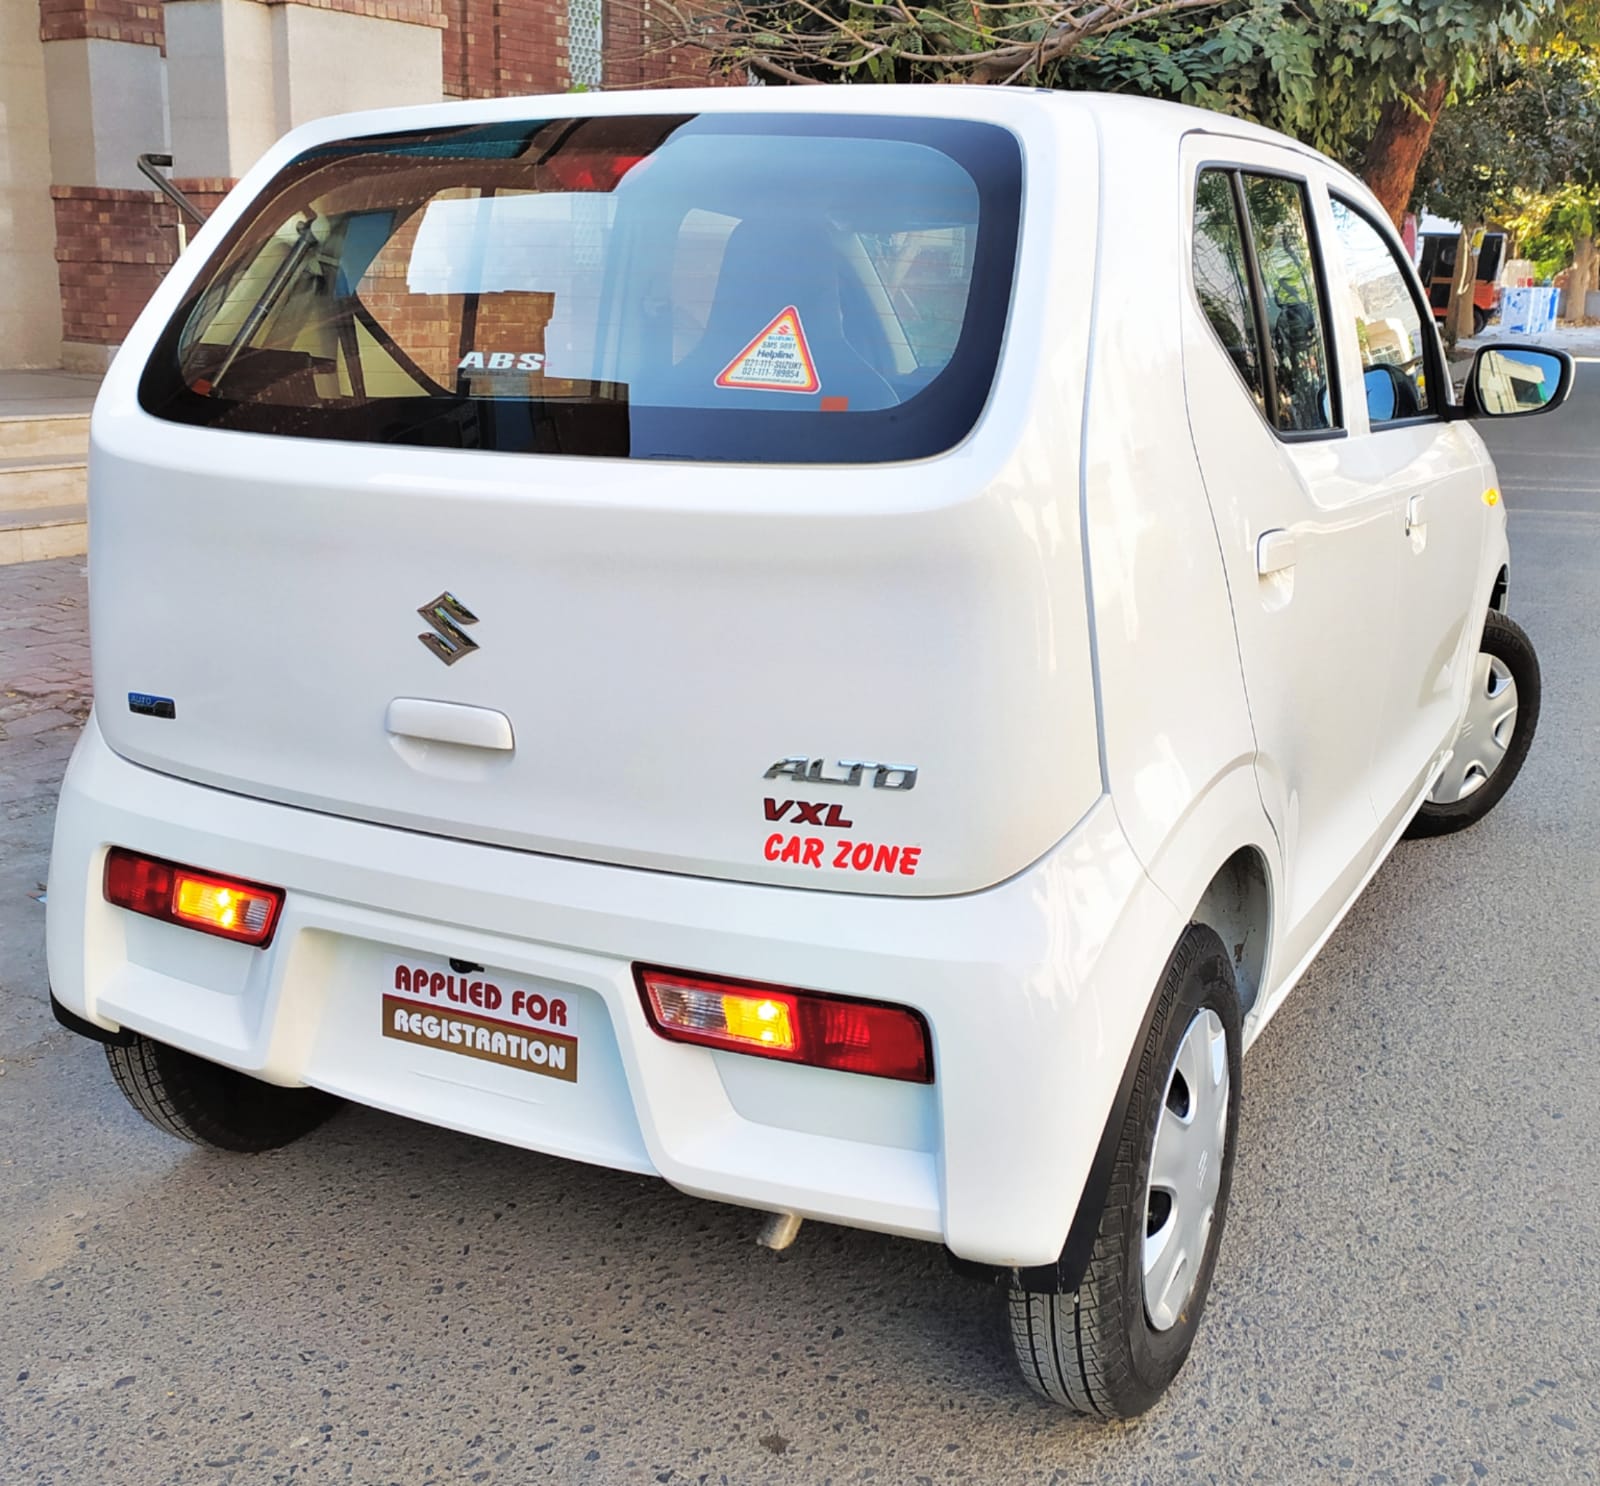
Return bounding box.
[382,960,578,1083]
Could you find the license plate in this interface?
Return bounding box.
[382,957,578,1083]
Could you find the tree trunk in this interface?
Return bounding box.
[1573,233,1598,321]
[1361,78,1450,230]
[1449,227,1480,344]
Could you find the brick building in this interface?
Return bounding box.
[0,0,710,372]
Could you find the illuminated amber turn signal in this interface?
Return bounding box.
[636,966,932,1083]
[173,877,275,938]
[104,848,284,947]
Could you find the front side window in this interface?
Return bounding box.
[138,114,1022,465]
[1240,174,1336,435]
[1192,169,1266,414]
[1328,198,1433,425]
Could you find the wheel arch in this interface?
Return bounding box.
[1187,845,1273,1017]
[1134,757,1283,1017]
[1015,843,1272,1296]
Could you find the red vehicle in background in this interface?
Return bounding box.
[1418,229,1507,336]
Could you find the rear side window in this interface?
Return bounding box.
[1327,198,1433,424]
[1192,170,1266,414]
[138,114,1022,464]
[1190,167,1339,438]
[1239,175,1336,435]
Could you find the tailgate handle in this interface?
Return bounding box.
[386,698,514,752]
[1255,528,1297,577]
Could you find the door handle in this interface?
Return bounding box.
[1255,528,1297,577]
[386,697,514,751]
[1406,493,1429,535]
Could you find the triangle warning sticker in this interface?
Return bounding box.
[714,306,821,394]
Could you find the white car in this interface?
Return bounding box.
[47,86,1571,1417]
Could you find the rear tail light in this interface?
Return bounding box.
[104,849,284,947]
[635,966,933,1084]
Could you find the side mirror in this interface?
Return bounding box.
[1363,363,1423,422]
[1460,344,1576,419]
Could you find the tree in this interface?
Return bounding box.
[652,0,1229,89]
[1054,0,1561,224]
[663,0,1578,225]
[1418,46,1600,320]
[1419,46,1600,223]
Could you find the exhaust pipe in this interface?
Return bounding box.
[756,1211,803,1252]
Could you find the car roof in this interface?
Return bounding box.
[282,83,1319,159]
[239,84,1378,239]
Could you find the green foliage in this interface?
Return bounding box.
[1502,183,1600,278]
[684,0,1595,234]
[1050,1,1557,166]
[693,0,1578,173]
[1418,47,1600,221]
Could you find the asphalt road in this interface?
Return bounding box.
[3,370,1599,1486]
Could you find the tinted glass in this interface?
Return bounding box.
[139,115,1022,464]
[1328,199,1432,424]
[1241,175,1336,433]
[1192,170,1265,413]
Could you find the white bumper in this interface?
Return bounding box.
[48,714,1182,1267]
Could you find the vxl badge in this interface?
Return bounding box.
[417,592,480,665]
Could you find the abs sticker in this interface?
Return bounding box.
[458,351,545,373]
[715,307,820,394]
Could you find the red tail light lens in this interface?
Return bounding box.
[635,966,933,1084]
[104,849,284,947]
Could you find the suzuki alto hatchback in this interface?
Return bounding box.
[47,86,1572,1417]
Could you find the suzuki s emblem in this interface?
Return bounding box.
[417,592,480,665]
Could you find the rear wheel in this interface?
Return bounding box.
[1008,925,1241,1418]
[1472,305,1490,337]
[106,1036,340,1152]
[1406,611,1540,839]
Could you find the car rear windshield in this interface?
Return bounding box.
[139,114,1022,464]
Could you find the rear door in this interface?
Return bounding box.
[1181,139,1401,973]
[90,108,1107,898]
[1317,190,1494,821]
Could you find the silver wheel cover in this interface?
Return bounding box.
[1142,1007,1230,1333]
[1429,651,1519,805]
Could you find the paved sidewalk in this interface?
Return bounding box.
[0,368,100,420]
[0,556,90,1053]
[1459,321,1600,357]
[0,555,90,775]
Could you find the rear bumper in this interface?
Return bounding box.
[48,713,1181,1267]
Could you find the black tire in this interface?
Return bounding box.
[106,1035,340,1152]
[1008,925,1242,1418]
[1473,305,1490,337]
[1406,610,1540,840]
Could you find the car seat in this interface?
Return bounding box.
[633,219,898,412]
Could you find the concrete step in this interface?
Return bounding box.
[0,502,88,565]
[0,412,91,461]
[0,456,88,513]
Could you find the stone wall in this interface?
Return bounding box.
[37,0,164,47]
[50,179,233,352]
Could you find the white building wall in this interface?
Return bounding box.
[0,4,64,367]
[165,0,442,186]
[43,38,170,192]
